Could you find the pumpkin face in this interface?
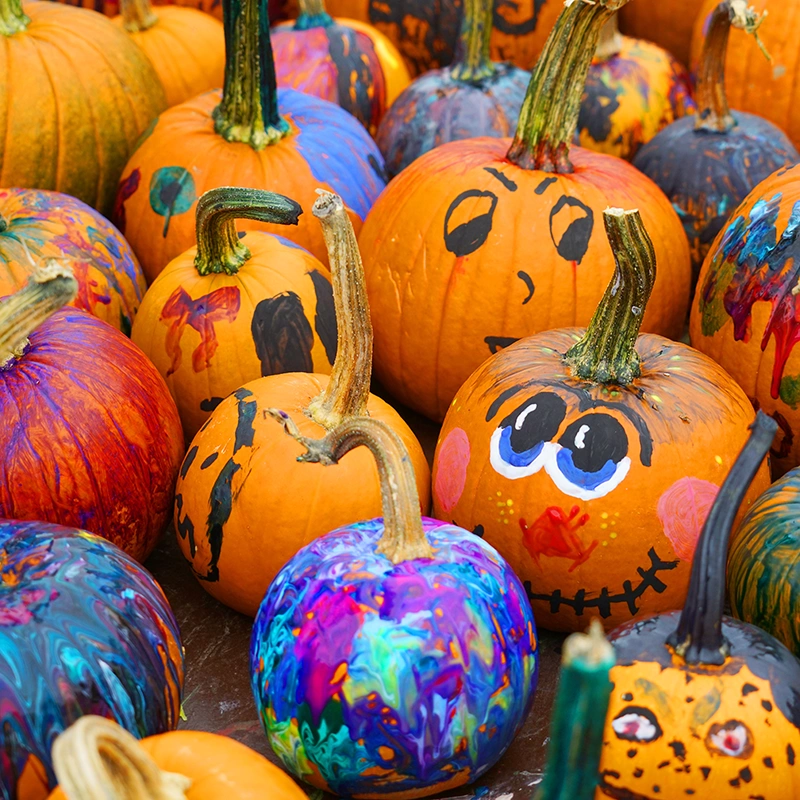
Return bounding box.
[618,0,705,67]
[0,520,184,800]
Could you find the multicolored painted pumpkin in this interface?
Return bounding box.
[618,0,704,68]
[0,188,145,334]
[251,414,538,798]
[376,0,530,178]
[360,0,692,422]
[634,1,798,279]
[0,264,184,562]
[113,0,386,284]
[432,208,769,632]
[174,192,429,616]
[597,413,800,800]
[0,520,184,800]
[0,0,166,217]
[690,163,800,474]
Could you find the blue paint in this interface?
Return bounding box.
[555,449,617,491]
[498,426,545,468]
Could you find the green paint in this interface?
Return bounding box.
[699,258,737,337]
[780,374,800,408]
[691,684,722,731]
[149,167,197,237]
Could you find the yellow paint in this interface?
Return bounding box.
[715,455,723,465]
[331,662,348,684]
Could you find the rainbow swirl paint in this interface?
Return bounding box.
[251,517,538,799]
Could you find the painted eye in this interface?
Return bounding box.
[545,413,631,500]
[490,392,567,479]
[706,721,754,759]
[611,707,662,743]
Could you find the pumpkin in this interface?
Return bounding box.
[0,0,166,217]
[55,0,225,17]
[0,520,184,800]
[577,14,695,162]
[432,208,769,632]
[251,413,538,798]
[113,0,386,284]
[174,191,429,616]
[47,716,306,800]
[271,0,410,137]
[690,163,800,474]
[375,0,530,178]
[0,187,145,334]
[618,0,704,68]
[360,0,692,422]
[633,1,798,280]
[597,412,800,800]
[132,187,337,440]
[0,263,184,561]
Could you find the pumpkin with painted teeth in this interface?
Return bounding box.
[433,208,769,632]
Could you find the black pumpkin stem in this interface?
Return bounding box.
[564,208,655,385]
[265,412,434,564]
[295,0,333,29]
[214,0,290,149]
[450,0,496,83]
[695,0,769,134]
[0,0,28,34]
[120,0,158,33]
[507,0,630,172]
[667,411,777,666]
[193,187,302,276]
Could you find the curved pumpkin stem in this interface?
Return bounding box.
[450,0,496,83]
[667,412,776,665]
[52,716,191,800]
[564,208,655,385]
[120,0,159,33]
[0,0,29,35]
[294,0,333,29]
[307,191,372,429]
[0,260,77,367]
[594,14,623,61]
[507,0,631,172]
[193,187,302,276]
[265,411,434,564]
[695,0,769,133]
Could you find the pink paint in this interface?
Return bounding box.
[657,477,720,561]
[434,428,471,514]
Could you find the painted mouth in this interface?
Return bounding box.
[599,773,658,800]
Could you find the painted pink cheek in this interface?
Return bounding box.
[657,477,720,561]
[434,428,471,514]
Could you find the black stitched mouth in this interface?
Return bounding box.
[599,774,658,800]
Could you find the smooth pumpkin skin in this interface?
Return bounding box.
[618,0,705,67]
[359,138,692,421]
[55,0,224,17]
[131,232,337,440]
[0,2,167,217]
[174,374,431,617]
[0,187,145,334]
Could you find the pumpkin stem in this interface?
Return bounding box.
[450,0,496,83]
[193,187,302,276]
[0,260,77,367]
[0,0,29,35]
[535,621,615,800]
[564,208,654,385]
[594,13,623,61]
[667,412,776,665]
[307,191,373,429]
[51,716,191,800]
[265,411,434,564]
[695,0,769,134]
[120,0,159,32]
[213,0,290,150]
[294,0,333,29]
[507,0,630,172]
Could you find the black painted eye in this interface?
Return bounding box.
[611,707,662,743]
[490,392,567,479]
[706,721,754,758]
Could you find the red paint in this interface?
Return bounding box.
[434,427,470,513]
[520,505,597,572]
[113,167,141,235]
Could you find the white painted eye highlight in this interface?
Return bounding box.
[611,707,662,742]
[706,721,753,758]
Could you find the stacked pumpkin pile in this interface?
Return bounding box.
[3,0,800,797]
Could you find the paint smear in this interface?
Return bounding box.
[657,477,719,561]
[435,428,471,513]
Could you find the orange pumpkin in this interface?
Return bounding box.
[54,0,225,17]
[131,187,336,440]
[174,192,430,616]
[618,0,705,67]
[359,0,692,422]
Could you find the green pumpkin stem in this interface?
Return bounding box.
[120,0,159,33]
[193,187,302,276]
[667,412,776,665]
[214,0,290,149]
[450,0,496,83]
[507,0,630,172]
[0,0,28,35]
[535,621,615,800]
[564,208,655,385]
[265,412,434,564]
[307,191,373,428]
[0,260,77,367]
[695,0,769,134]
[52,716,191,800]
[294,0,333,29]
[594,14,623,61]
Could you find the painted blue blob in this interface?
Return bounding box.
[555,448,617,490]
[498,425,544,467]
[266,232,312,253]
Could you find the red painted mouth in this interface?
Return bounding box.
[520,504,597,572]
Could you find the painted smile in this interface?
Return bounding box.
[599,773,658,800]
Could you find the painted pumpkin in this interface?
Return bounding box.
[690,163,800,474]
[634,1,798,280]
[0,520,184,800]
[174,192,429,616]
[376,0,530,178]
[0,264,184,562]
[0,188,145,335]
[0,0,166,217]
[597,412,800,800]
[252,414,538,798]
[113,0,386,285]
[360,0,692,422]
[432,208,769,632]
